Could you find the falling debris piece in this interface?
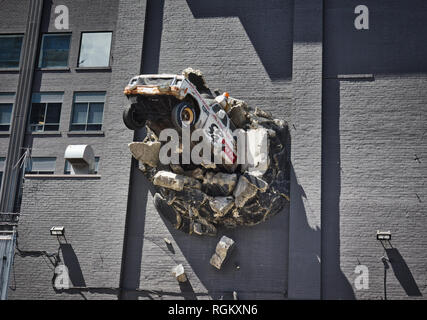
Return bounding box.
[171,264,187,282]
[210,236,235,270]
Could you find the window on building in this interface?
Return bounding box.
[26,157,56,174]
[29,93,63,132]
[0,157,5,190]
[38,34,71,68]
[0,35,23,68]
[64,157,99,174]
[0,93,15,131]
[78,32,112,67]
[0,104,12,131]
[70,92,105,131]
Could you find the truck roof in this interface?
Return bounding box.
[134,74,184,79]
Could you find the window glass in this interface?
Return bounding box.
[0,104,13,131]
[39,34,71,68]
[72,103,88,124]
[88,103,104,123]
[94,157,100,173]
[44,103,61,131]
[64,160,71,174]
[29,103,45,132]
[71,93,105,131]
[29,93,63,132]
[26,157,56,174]
[78,32,112,67]
[0,35,23,68]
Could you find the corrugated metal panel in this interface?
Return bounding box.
[0,231,15,300]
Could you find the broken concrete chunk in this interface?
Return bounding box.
[129,140,161,167]
[153,171,184,191]
[171,264,187,282]
[170,164,185,174]
[201,160,216,170]
[254,107,273,120]
[153,171,202,191]
[203,172,237,196]
[210,253,225,270]
[233,291,238,300]
[233,175,258,208]
[185,167,205,180]
[209,196,234,217]
[227,98,249,128]
[243,172,268,192]
[210,236,235,270]
[242,128,270,176]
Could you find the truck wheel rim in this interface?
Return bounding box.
[181,107,194,125]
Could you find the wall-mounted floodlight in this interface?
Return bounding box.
[376,230,391,241]
[50,226,65,236]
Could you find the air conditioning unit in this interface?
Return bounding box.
[64,145,95,174]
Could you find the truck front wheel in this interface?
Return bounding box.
[123,105,146,130]
[171,102,196,130]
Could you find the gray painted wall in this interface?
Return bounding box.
[322,0,427,299]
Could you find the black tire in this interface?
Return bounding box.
[123,105,146,130]
[171,102,196,130]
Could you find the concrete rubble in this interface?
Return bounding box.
[210,236,235,270]
[129,68,290,236]
[171,264,187,282]
[128,133,161,168]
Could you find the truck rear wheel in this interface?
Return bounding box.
[171,102,196,130]
[123,105,146,130]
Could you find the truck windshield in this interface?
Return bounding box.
[138,77,174,86]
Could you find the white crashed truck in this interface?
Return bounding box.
[123,73,237,167]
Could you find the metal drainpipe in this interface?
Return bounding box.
[0,0,44,213]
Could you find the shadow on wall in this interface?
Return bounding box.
[322,0,427,299]
[385,248,422,297]
[186,0,294,80]
[321,78,356,299]
[324,0,427,77]
[60,243,86,287]
[288,164,324,299]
